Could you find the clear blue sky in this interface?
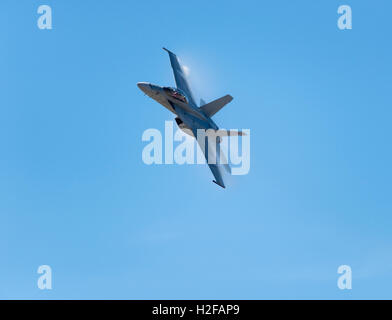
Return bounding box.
[1,0,391,299]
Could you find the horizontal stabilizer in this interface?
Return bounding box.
[200,95,233,117]
[206,129,247,137]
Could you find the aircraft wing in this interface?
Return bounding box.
[163,47,197,107]
[192,128,226,189]
[207,158,226,188]
[173,106,226,188]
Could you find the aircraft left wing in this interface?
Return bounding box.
[192,130,226,188]
[206,150,226,188]
[193,128,227,188]
[163,47,197,107]
[174,106,227,188]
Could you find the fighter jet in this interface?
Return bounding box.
[137,48,243,188]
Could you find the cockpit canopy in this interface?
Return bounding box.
[163,87,188,103]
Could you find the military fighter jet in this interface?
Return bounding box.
[138,48,243,188]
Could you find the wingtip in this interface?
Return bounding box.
[213,180,226,189]
[162,47,176,56]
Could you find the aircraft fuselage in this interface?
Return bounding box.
[137,82,218,131]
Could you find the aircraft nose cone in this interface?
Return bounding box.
[137,82,150,94]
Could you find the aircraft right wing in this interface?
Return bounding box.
[163,47,197,107]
